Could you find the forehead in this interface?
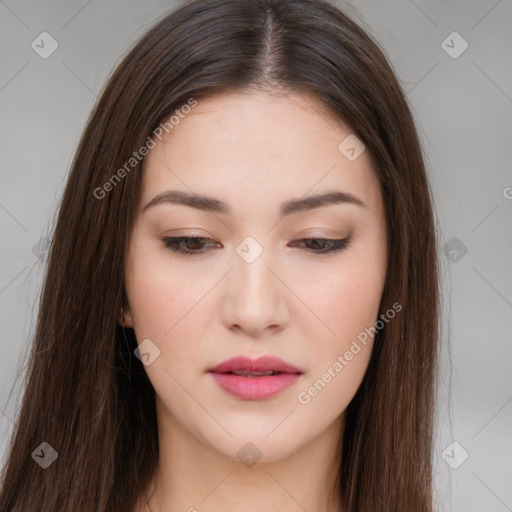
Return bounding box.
[140,90,383,217]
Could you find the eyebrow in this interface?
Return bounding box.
[142,189,367,216]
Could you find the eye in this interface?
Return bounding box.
[161,236,220,256]
[289,238,350,254]
[161,236,350,256]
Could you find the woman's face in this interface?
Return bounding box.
[123,90,387,463]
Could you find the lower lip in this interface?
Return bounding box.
[209,372,302,400]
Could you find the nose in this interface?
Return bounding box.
[221,240,290,337]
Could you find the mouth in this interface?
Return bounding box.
[218,370,291,376]
[207,355,304,400]
[207,355,303,375]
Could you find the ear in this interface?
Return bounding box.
[119,306,133,328]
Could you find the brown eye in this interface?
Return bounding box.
[161,236,350,257]
[162,237,220,256]
[290,238,350,254]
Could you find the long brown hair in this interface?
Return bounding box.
[0,0,440,510]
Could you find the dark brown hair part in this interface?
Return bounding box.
[0,0,440,510]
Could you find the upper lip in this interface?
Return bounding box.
[208,355,303,374]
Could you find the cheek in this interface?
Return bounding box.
[125,247,219,378]
[126,246,201,335]
[295,269,381,415]
[294,244,386,412]
[305,261,384,349]
[124,255,205,400]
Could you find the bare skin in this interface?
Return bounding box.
[124,89,388,512]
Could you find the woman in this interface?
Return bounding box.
[0,0,440,510]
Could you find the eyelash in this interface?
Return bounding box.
[161,236,350,256]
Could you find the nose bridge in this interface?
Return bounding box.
[234,235,276,302]
[224,234,287,333]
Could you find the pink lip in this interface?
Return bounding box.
[207,356,304,400]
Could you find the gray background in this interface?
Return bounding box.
[1,1,511,510]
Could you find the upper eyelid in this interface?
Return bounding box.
[162,236,346,242]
